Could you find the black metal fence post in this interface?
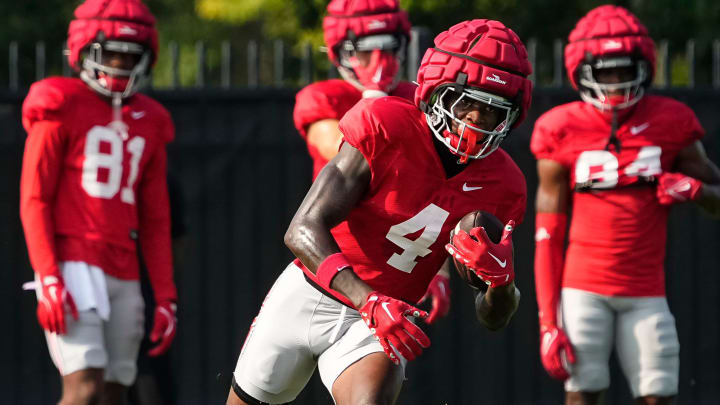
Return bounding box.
[552,39,563,87]
[658,39,670,88]
[170,41,180,89]
[301,43,313,86]
[35,42,45,82]
[686,39,695,88]
[247,40,258,88]
[196,41,206,88]
[9,41,18,91]
[527,38,537,85]
[222,41,232,89]
[274,40,284,88]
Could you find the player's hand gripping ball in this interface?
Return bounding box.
[447,211,505,290]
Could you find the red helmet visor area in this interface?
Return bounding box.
[337,34,406,70]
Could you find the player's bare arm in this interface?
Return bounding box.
[306,118,344,161]
[284,141,373,308]
[447,213,520,330]
[474,280,520,331]
[536,159,571,214]
[437,258,451,278]
[674,140,720,217]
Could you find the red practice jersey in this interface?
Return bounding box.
[293,80,417,179]
[531,95,704,297]
[298,96,527,307]
[20,77,176,302]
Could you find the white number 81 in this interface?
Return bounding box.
[81,126,145,204]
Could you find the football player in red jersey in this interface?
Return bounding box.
[294,0,452,325]
[531,5,720,405]
[228,19,530,405]
[19,1,177,403]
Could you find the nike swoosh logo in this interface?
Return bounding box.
[372,65,383,84]
[131,111,146,120]
[381,302,395,321]
[462,183,483,192]
[673,181,691,192]
[541,329,558,355]
[487,251,507,268]
[630,122,650,135]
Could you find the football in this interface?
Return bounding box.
[449,210,504,290]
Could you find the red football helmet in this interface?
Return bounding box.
[415,19,532,162]
[565,5,656,110]
[323,0,411,91]
[67,0,158,98]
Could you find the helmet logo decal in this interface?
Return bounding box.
[486,74,507,85]
[372,64,384,83]
[602,40,623,50]
[367,20,387,30]
[119,25,138,35]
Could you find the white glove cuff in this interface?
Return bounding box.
[362,90,388,99]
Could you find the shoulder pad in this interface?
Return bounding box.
[22,77,82,132]
[294,80,360,137]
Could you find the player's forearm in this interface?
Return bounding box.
[284,216,341,269]
[285,221,372,308]
[437,258,451,278]
[141,233,176,302]
[475,282,520,330]
[330,269,374,309]
[696,183,720,217]
[20,198,60,277]
[20,126,65,277]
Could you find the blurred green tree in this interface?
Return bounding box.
[2,0,720,88]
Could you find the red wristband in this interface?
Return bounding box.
[316,253,352,291]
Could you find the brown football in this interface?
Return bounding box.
[449,210,504,291]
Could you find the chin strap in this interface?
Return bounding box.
[110,93,129,141]
[604,109,621,153]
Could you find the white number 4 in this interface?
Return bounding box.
[385,204,450,273]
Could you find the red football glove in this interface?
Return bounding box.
[359,292,430,364]
[148,301,177,357]
[445,221,515,288]
[36,275,78,335]
[656,172,702,205]
[349,49,399,94]
[418,273,451,324]
[540,323,576,381]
